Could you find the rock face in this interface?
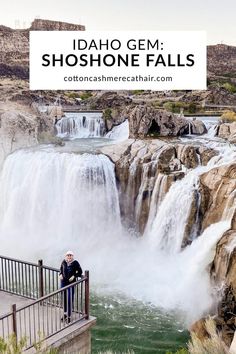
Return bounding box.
[0,109,37,166]
[218,122,236,143]
[189,163,236,346]
[0,103,55,167]
[206,87,236,106]
[207,44,236,78]
[100,139,214,234]
[200,164,236,230]
[30,19,85,31]
[125,105,189,138]
[117,105,206,138]
[0,27,29,79]
[0,19,85,79]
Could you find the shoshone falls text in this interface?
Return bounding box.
[41,38,195,68]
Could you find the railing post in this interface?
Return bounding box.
[84,270,89,319]
[38,259,44,298]
[12,304,17,340]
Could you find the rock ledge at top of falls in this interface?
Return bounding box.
[112,104,206,138]
[99,139,166,163]
[89,92,207,138]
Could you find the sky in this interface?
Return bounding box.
[0,0,235,45]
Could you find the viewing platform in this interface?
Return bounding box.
[0,255,96,353]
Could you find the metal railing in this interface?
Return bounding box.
[0,255,59,299]
[0,255,90,350]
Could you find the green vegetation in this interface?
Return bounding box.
[79,91,93,100]
[0,335,26,354]
[222,82,236,94]
[65,91,80,99]
[222,72,236,79]
[103,108,113,120]
[0,335,58,354]
[65,91,93,100]
[221,110,236,123]
[131,90,144,95]
[162,101,199,114]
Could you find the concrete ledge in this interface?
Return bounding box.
[26,316,96,353]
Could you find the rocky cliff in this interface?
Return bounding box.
[207,44,236,79]
[186,163,236,345]
[0,19,85,79]
[100,138,216,234]
[30,19,85,31]
[0,102,56,167]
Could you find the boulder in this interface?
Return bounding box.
[190,119,207,135]
[218,122,236,142]
[122,105,189,138]
[198,146,219,165]
[200,163,236,230]
[176,144,199,169]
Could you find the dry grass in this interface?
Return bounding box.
[188,317,229,354]
[221,110,236,123]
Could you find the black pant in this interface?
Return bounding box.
[61,281,75,317]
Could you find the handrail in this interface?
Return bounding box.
[0,255,59,299]
[0,255,41,267]
[17,276,86,311]
[0,255,90,350]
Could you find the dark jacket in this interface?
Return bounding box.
[60,259,83,286]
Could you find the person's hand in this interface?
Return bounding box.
[69,275,75,282]
[59,274,63,280]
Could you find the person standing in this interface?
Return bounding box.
[59,250,83,323]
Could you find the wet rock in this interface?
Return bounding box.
[157,145,176,173]
[200,163,236,230]
[190,119,207,135]
[214,285,236,346]
[198,146,219,165]
[176,144,199,169]
[218,124,231,139]
[218,122,236,143]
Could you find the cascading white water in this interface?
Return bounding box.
[105,119,129,141]
[147,171,200,253]
[0,150,121,259]
[144,174,168,234]
[56,112,105,138]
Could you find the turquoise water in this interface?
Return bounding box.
[91,293,189,354]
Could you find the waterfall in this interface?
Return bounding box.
[144,173,169,234]
[147,138,236,254]
[105,120,129,141]
[0,149,121,258]
[147,171,200,253]
[0,131,235,324]
[56,112,105,138]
